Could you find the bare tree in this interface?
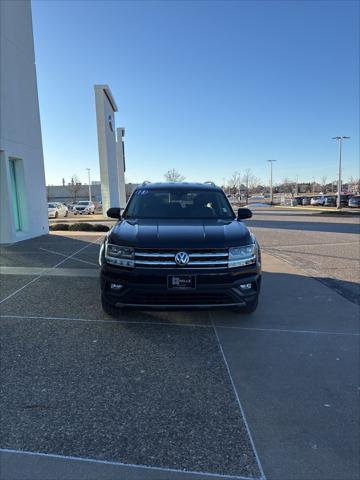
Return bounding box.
[348,176,360,194]
[242,169,250,203]
[228,171,241,196]
[67,174,81,203]
[249,175,261,194]
[281,177,294,194]
[321,176,327,193]
[164,169,185,182]
[237,170,262,202]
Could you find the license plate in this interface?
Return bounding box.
[167,275,196,290]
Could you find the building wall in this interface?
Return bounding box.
[94,85,121,213]
[116,127,127,207]
[46,183,137,204]
[0,0,48,243]
[47,184,102,203]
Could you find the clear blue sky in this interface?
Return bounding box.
[32,0,359,186]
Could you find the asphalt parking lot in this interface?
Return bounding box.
[0,210,359,480]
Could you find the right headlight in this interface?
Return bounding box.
[228,244,257,268]
[105,243,135,268]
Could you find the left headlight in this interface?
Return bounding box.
[105,243,135,268]
[228,244,257,268]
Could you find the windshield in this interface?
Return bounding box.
[78,201,90,205]
[124,188,235,219]
[48,203,57,208]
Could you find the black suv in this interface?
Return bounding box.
[99,183,261,313]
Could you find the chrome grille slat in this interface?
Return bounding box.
[135,252,175,258]
[135,251,228,258]
[134,249,229,268]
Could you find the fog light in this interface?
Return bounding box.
[240,283,252,290]
[110,283,123,290]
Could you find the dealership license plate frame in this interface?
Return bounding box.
[167,275,197,290]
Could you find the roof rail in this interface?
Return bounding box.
[141,181,151,185]
[203,181,216,186]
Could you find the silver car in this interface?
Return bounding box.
[73,201,95,215]
[48,202,68,219]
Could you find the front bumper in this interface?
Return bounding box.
[100,263,261,310]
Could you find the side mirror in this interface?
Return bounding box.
[107,207,121,219]
[237,208,252,220]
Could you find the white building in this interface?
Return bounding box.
[0,0,48,244]
[94,85,126,213]
[116,127,127,207]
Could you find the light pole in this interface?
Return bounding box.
[86,168,92,202]
[332,136,350,209]
[267,160,276,205]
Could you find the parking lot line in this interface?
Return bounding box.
[39,247,98,266]
[216,325,359,337]
[0,237,102,305]
[0,314,358,337]
[0,266,99,277]
[209,312,266,480]
[0,449,259,480]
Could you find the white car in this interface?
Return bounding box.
[48,202,68,218]
[73,201,95,215]
[310,196,326,206]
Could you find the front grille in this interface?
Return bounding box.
[134,249,229,269]
[118,291,236,306]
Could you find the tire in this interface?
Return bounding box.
[65,211,68,217]
[55,212,58,218]
[101,295,120,317]
[233,296,258,314]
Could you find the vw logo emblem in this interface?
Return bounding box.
[174,251,189,266]
[108,115,114,132]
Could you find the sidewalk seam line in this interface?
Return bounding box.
[209,312,267,480]
[0,314,358,336]
[0,449,259,480]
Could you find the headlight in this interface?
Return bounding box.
[105,243,134,267]
[228,244,257,268]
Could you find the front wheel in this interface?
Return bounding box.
[101,295,120,317]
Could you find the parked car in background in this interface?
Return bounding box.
[65,202,76,212]
[324,196,336,207]
[294,196,304,205]
[48,202,68,218]
[339,194,352,207]
[73,201,95,215]
[348,196,360,208]
[302,197,311,205]
[310,196,326,206]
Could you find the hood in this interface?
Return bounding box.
[108,218,252,249]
